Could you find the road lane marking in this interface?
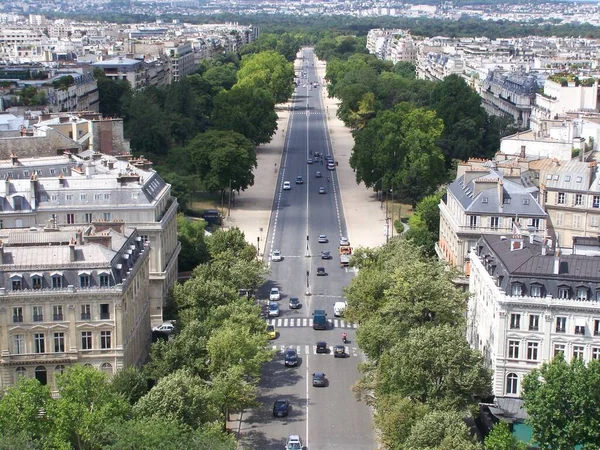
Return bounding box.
[283,318,289,327]
[277,318,282,327]
[309,318,314,327]
[305,345,310,354]
[302,318,307,327]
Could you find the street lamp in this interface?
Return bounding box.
[305,270,311,296]
[256,236,260,259]
[305,235,310,257]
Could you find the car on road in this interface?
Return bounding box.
[286,435,303,450]
[285,348,298,367]
[268,302,280,317]
[312,372,327,387]
[266,324,277,339]
[339,237,350,246]
[318,235,328,243]
[307,158,314,164]
[273,399,290,417]
[272,250,282,262]
[295,176,303,184]
[152,322,175,334]
[318,187,326,194]
[270,287,281,301]
[289,297,301,309]
[327,163,335,171]
[283,181,291,190]
[334,345,347,358]
[315,171,322,178]
[316,341,328,353]
[316,267,326,276]
[321,250,332,260]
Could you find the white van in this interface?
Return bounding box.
[333,301,347,317]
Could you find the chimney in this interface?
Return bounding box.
[0,239,4,264]
[69,238,76,262]
[107,161,114,170]
[10,153,17,166]
[75,228,83,245]
[520,145,526,158]
[510,235,524,251]
[29,175,37,210]
[553,255,560,274]
[497,180,504,205]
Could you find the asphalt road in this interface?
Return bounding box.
[238,49,376,450]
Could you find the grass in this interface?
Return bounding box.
[386,200,414,223]
[188,191,226,215]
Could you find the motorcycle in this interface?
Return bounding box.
[342,332,348,344]
[327,177,330,183]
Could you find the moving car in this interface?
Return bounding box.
[289,297,301,309]
[315,171,322,178]
[318,235,328,243]
[283,181,291,190]
[286,435,303,450]
[295,176,303,184]
[316,267,326,276]
[321,250,332,260]
[334,345,347,358]
[285,348,298,367]
[312,372,327,387]
[152,322,175,334]
[270,287,281,301]
[266,324,277,339]
[273,399,290,417]
[307,158,314,164]
[268,302,280,317]
[339,237,350,246]
[272,250,282,262]
[319,187,326,194]
[334,301,347,317]
[327,163,335,171]
[316,341,328,353]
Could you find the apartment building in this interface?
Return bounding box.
[0,151,179,325]
[437,158,547,275]
[0,221,151,389]
[416,52,464,81]
[165,41,196,83]
[468,233,600,397]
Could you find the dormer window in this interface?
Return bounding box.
[99,273,110,288]
[51,274,62,289]
[79,273,90,288]
[511,283,523,296]
[10,274,22,290]
[576,176,582,183]
[522,199,530,205]
[504,198,511,204]
[564,175,571,182]
[13,196,23,211]
[558,286,570,299]
[482,197,488,203]
[577,287,589,301]
[531,284,542,298]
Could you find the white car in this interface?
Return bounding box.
[272,250,282,262]
[268,302,280,317]
[339,237,350,246]
[270,287,281,301]
[285,435,302,450]
[152,322,175,334]
[283,181,291,190]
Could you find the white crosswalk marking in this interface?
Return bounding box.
[353,323,358,329]
[309,319,314,327]
[265,318,357,329]
[305,345,310,354]
[283,318,289,327]
[270,345,358,356]
[333,319,339,328]
[277,318,282,327]
[340,320,346,328]
[302,318,308,327]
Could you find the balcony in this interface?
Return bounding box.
[100,312,110,320]
[13,316,23,323]
[80,313,91,320]
[33,315,43,322]
[53,314,64,321]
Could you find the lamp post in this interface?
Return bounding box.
[305,235,310,257]
[256,236,260,259]
[305,270,311,296]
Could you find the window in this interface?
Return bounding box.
[573,214,581,229]
[12,278,22,290]
[52,305,63,321]
[99,274,109,287]
[543,190,548,203]
[593,348,600,360]
[55,365,65,376]
[103,212,111,221]
[595,319,600,336]
[15,367,26,378]
[104,193,110,200]
[594,195,600,208]
[573,345,584,359]
[558,287,570,299]
[529,218,540,230]
[81,331,92,350]
[527,342,539,360]
[13,307,23,323]
[140,235,149,243]
[575,194,583,206]
[52,275,62,288]
[469,216,478,228]
[80,274,90,288]
[565,175,571,182]
[577,287,588,301]
[490,217,499,229]
[508,340,520,359]
[34,334,45,353]
[531,285,542,298]
[13,219,20,229]
[575,324,586,335]
[32,276,42,290]
[556,212,564,226]
[80,194,87,201]
[13,334,25,354]
[66,194,73,201]
[32,306,43,322]
[100,331,112,349]
[529,314,540,331]
[81,304,91,320]
[100,304,110,320]
[94,193,102,200]
[131,192,139,199]
[101,362,113,375]
[592,216,599,228]
[504,198,511,204]
[53,333,65,352]
[556,317,567,333]
[554,343,565,357]
[506,373,518,395]
[511,284,522,296]
[510,313,521,330]
[51,194,58,202]
[50,169,56,175]
[24,170,29,177]
[84,213,93,223]
[522,198,530,205]
[66,214,75,224]
[40,194,48,202]
[557,192,566,204]
[13,196,23,210]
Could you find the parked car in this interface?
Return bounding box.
[270,287,281,301]
[272,250,282,262]
[152,322,175,334]
[283,181,291,190]
[286,435,303,450]
[289,297,301,309]
[318,235,328,243]
[334,345,347,358]
[268,302,280,317]
[312,372,327,387]
[295,176,303,184]
[273,399,290,417]
[316,341,328,353]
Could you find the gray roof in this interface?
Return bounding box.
[542,160,598,192]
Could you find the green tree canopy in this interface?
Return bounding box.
[177,215,210,272]
[236,50,294,103]
[404,410,480,450]
[484,421,527,450]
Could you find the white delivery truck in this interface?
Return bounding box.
[333,301,347,317]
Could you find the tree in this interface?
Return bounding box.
[372,395,429,449]
[0,377,53,443]
[522,356,600,449]
[484,421,527,450]
[202,64,238,91]
[404,192,444,256]
[0,430,42,450]
[94,68,131,118]
[126,91,170,155]
[236,50,295,103]
[134,369,220,429]
[111,366,149,405]
[404,410,480,450]
[51,365,131,450]
[177,215,210,272]
[212,85,278,145]
[206,227,256,260]
[185,130,257,195]
[377,325,491,411]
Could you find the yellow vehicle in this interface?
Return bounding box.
[267,324,277,340]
